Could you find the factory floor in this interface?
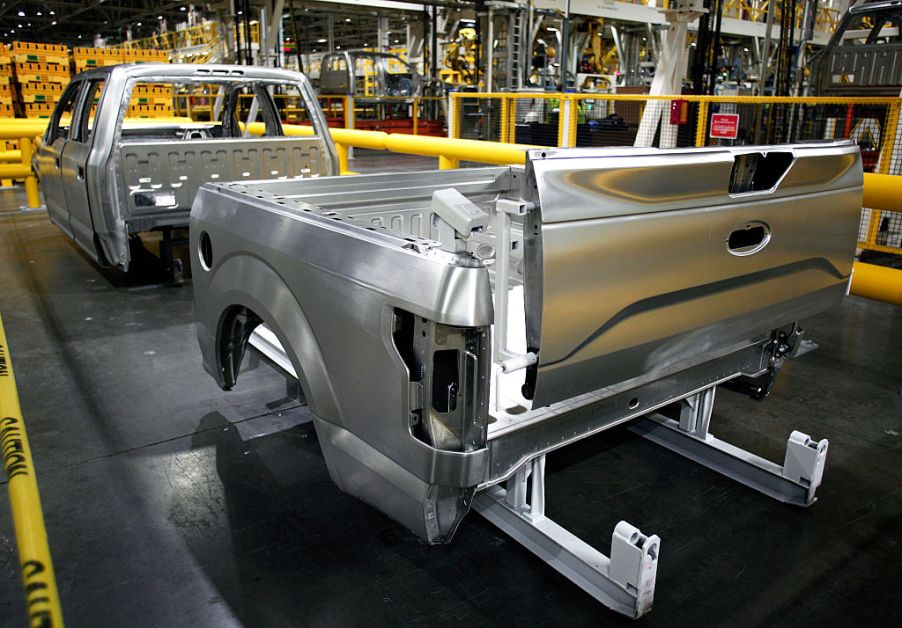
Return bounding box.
[1,151,901,627]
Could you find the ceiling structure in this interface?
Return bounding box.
[0,0,457,47]
[0,1,197,44]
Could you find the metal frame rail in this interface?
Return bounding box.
[471,386,828,619]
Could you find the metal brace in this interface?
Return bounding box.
[629,386,829,506]
[473,455,660,618]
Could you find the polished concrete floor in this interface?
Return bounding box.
[0,152,901,627]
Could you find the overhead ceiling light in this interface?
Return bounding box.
[344,18,351,22]
[17,24,22,28]
[393,39,399,43]
[17,11,24,17]
[49,10,55,15]
[136,22,142,26]
[36,11,42,16]
[336,45,341,49]
[51,21,56,26]
[180,6,187,11]
[158,15,163,20]
[317,38,326,43]
[78,34,82,38]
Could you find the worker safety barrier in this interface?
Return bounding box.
[0,314,65,627]
[317,95,446,137]
[0,120,43,209]
[113,21,222,52]
[449,91,902,257]
[4,107,901,259]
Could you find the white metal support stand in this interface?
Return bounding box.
[474,455,660,618]
[629,386,829,506]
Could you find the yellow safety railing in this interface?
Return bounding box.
[721,0,841,35]
[242,122,534,175]
[0,121,44,208]
[851,261,902,305]
[6,103,902,258]
[1,314,64,628]
[113,21,221,51]
[316,95,446,136]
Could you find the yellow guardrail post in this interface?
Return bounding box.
[412,98,419,136]
[336,143,350,175]
[500,97,510,144]
[1,314,64,628]
[20,137,40,209]
[695,101,709,147]
[442,94,462,169]
[448,93,461,140]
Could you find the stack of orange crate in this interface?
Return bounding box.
[123,49,171,118]
[128,83,174,118]
[0,44,13,119]
[73,47,123,73]
[121,49,169,64]
[11,42,70,118]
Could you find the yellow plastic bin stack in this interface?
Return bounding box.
[73,47,123,73]
[0,44,13,119]
[11,42,70,118]
[128,83,174,118]
[121,49,169,64]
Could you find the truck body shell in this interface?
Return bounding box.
[190,142,862,542]
[35,63,337,270]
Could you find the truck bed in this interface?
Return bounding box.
[190,142,862,542]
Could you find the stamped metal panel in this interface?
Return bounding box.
[118,137,327,217]
[524,143,863,407]
[191,178,499,541]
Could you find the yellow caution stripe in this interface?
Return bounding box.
[0,313,64,628]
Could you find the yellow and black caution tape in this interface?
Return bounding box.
[0,313,64,628]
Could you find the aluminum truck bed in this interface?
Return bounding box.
[191,142,861,616]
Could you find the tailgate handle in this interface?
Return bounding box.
[727,222,770,256]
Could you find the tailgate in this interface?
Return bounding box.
[522,142,862,407]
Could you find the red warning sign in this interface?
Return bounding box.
[710,113,740,139]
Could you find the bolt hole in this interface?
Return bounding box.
[198,231,213,271]
[628,397,640,409]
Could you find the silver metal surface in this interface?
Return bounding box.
[523,142,862,407]
[630,411,828,507]
[119,136,327,215]
[34,63,336,270]
[192,142,859,551]
[318,51,423,97]
[812,0,902,96]
[473,456,660,619]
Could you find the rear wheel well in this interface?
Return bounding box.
[217,305,264,389]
